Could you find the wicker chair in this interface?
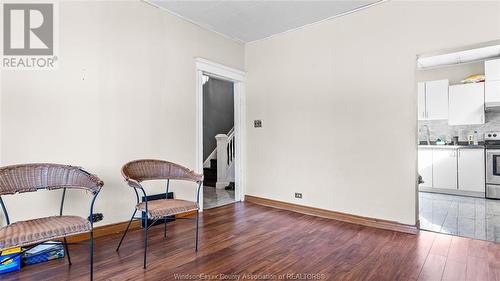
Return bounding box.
[116,159,203,269]
[0,163,103,280]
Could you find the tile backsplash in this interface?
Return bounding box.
[418,111,500,143]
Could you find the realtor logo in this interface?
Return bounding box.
[2,2,58,69]
[4,3,53,55]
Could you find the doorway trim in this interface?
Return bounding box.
[195,58,246,211]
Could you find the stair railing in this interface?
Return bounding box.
[215,127,234,189]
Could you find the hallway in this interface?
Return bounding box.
[203,185,235,209]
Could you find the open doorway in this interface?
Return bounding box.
[416,41,500,243]
[195,58,246,211]
[202,75,236,209]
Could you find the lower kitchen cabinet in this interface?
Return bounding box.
[418,147,486,196]
[418,148,433,188]
[458,149,485,193]
[432,149,458,190]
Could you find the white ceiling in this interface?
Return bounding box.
[149,1,382,43]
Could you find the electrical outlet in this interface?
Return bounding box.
[254,120,262,128]
[295,192,302,199]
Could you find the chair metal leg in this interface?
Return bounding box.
[63,237,72,265]
[116,209,137,252]
[195,210,199,252]
[144,218,148,269]
[164,219,167,238]
[90,231,94,281]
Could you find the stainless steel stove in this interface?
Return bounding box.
[485,132,500,199]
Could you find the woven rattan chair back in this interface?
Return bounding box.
[0,163,103,196]
[121,159,203,183]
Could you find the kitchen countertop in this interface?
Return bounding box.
[418,145,484,149]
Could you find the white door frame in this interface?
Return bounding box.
[195,58,246,211]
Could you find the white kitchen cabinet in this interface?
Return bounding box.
[425,80,449,120]
[417,80,449,120]
[417,82,426,120]
[432,149,457,190]
[448,82,485,125]
[485,59,500,81]
[486,80,500,104]
[485,59,500,105]
[418,148,433,188]
[458,149,485,193]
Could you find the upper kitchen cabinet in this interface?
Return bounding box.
[486,58,500,81]
[485,59,500,105]
[486,81,500,105]
[418,79,449,121]
[426,80,449,120]
[448,82,485,125]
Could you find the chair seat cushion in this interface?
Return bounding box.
[136,199,198,219]
[0,216,91,250]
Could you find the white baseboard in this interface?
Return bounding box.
[419,186,485,198]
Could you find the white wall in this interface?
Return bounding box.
[245,1,500,225]
[0,1,244,226]
[2,0,500,229]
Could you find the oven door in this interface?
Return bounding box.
[486,149,500,185]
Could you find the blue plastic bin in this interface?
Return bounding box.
[23,243,64,266]
[0,247,21,274]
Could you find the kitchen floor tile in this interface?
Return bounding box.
[441,215,458,235]
[419,192,500,243]
[474,220,486,240]
[457,202,475,219]
[457,217,475,238]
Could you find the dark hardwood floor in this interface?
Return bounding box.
[3,201,500,281]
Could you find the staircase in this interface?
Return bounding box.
[203,159,218,187]
[203,159,234,190]
[203,128,235,190]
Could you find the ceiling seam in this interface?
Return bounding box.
[246,0,388,45]
[142,0,388,45]
[141,0,246,45]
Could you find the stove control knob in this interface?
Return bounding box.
[494,134,498,137]
[488,134,492,137]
